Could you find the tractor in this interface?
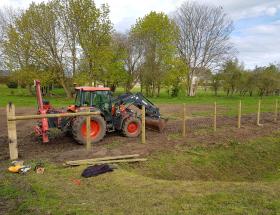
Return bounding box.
[34,80,167,144]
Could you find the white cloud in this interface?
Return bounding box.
[0,0,47,9]
[232,20,280,68]
[0,0,279,69]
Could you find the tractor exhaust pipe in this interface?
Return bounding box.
[145,117,168,132]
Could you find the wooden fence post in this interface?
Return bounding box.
[182,103,186,137]
[141,106,146,144]
[86,114,91,151]
[214,102,217,132]
[257,100,262,126]
[237,100,241,128]
[6,103,18,160]
[274,99,278,122]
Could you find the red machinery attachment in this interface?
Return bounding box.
[34,80,49,143]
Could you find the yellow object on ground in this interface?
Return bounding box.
[8,165,22,173]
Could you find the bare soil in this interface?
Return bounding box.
[0,104,279,163]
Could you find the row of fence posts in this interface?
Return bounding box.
[5,100,278,160]
[182,99,279,137]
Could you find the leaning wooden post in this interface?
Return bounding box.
[141,106,146,144]
[86,111,91,151]
[257,100,261,126]
[182,103,186,137]
[213,102,217,132]
[237,100,241,128]
[274,99,278,122]
[6,103,18,160]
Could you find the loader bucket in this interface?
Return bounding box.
[145,117,168,132]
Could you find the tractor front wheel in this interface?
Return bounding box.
[122,117,141,138]
[72,115,106,144]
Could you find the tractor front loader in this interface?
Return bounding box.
[34,80,167,144]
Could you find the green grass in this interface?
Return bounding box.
[1,134,280,214]
[0,85,279,116]
[129,134,280,182]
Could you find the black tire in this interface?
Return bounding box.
[72,115,106,145]
[122,117,141,138]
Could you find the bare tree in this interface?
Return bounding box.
[174,1,234,96]
[113,32,144,92]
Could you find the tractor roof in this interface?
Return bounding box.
[75,86,111,91]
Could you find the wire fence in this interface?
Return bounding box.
[164,99,279,135]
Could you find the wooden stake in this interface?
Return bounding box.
[6,103,18,160]
[182,103,186,137]
[141,106,146,144]
[257,100,262,126]
[86,115,91,151]
[237,100,241,128]
[214,102,217,132]
[274,99,278,122]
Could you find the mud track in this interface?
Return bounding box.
[0,104,279,163]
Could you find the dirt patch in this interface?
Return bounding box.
[0,105,279,163]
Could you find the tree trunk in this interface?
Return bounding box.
[157,84,160,97]
[60,79,72,98]
[27,84,33,96]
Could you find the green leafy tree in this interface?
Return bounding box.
[220,59,243,96]
[69,0,113,86]
[164,58,188,97]
[255,65,280,96]
[211,73,222,96]
[131,11,178,97]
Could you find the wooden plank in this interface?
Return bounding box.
[214,102,217,132]
[86,115,91,151]
[6,103,18,160]
[66,154,140,165]
[141,106,146,144]
[182,103,186,137]
[237,100,241,128]
[65,158,147,166]
[7,111,101,121]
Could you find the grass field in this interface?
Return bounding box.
[1,134,280,214]
[0,84,279,116]
[1,84,280,214]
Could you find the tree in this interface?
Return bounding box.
[69,0,113,86]
[220,59,243,96]
[211,73,221,96]
[174,1,234,96]
[255,65,280,96]
[164,57,188,97]
[2,9,39,94]
[131,11,178,97]
[21,2,72,97]
[113,32,144,92]
[56,0,80,77]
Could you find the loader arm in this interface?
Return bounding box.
[113,92,167,132]
[114,93,161,119]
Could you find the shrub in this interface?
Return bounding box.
[6,81,18,89]
[171,86,180,97]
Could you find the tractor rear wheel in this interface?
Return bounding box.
[122,117,141,138]
[72,115,106,144]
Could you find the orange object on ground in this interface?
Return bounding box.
[8,165,22,173]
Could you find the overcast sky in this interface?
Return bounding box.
[0,0,279,69]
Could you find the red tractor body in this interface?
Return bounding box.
[34,80,166,144]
